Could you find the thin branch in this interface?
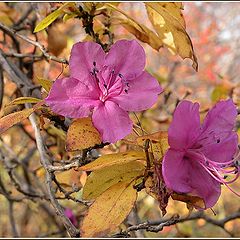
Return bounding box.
[0,22,68,64]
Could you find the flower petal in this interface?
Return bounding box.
[197,99,238,162]
[201,133,238,163]
[162,149,192,193]
[69,41,105,81]
[105,40,145,80]
[111,71,162,111]
[163,149,221,209]
[189,158,221,209]
[92,101,132,143]
[45,77,100,118]
[168,100,201,150]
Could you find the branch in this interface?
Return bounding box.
[117,210,240,237]
[0,22,68,64]
[29,113,80,237]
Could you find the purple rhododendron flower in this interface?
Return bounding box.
[162,99,239,209]
[64,208,78,227]
[45,40,162,143]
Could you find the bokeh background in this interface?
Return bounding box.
[0,2,240,237]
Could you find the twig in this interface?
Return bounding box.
[0,22,68,64]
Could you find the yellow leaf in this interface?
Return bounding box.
[108,4,162,51]
[0,108,34,134]
[34,3,73,33]
[81,181,137,237]
[80,151,145,171]
[66,117,101,151]
[7,97,41,106]
[145,2,198,71]
[34,8,63,33]
[83,160,145,200]
[37,77,53,93]
[137,131,169,161]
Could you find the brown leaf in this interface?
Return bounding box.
[145,2,198,71]
[81,181,137,237]
[145,164,170,216]
[66,117,101,151]
[171,192,206,209]
[107,4,162,51]
[0,108,34,134]
[136,131,169,161]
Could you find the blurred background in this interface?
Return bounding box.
[0,2,240,237]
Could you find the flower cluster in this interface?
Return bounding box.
[162,100,239,209]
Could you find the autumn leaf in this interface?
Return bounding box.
[80,151,145,171]
[82,160,145,200]
[0,108,34,134]
[36,77,53,93]
[145,2,198,71]
[137,131,169,161]
[6,97,42,106]
[171,192,206,209]
[107,4,162,51]
[34,3,75,33]
[66,117,101,151]
[81,181,137,237]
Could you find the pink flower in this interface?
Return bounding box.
[45,40,162,143]
[162,99,239,209]
[64,208,78,227]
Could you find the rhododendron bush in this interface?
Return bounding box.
[0,2,240,238]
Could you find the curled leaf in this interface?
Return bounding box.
[145,2,198,71]
[137,131,169,161]
[171,192,206,209]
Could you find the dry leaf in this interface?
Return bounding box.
[80,150,145,171]
[82,160,145,200]
[66,117,101,151]
[81,181,137,237]
[108,4,162,51]
[172,192,206,209]
[137,131,169,161]
[145,2,198,71]
[0,108,34,134]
